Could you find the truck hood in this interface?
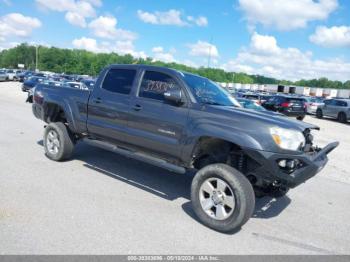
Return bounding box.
[210,105,319,132]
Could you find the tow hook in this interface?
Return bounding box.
[272,180,281,187]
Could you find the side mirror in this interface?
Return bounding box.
[164,89,183,105]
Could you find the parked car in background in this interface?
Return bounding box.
[80,79,95,90]
[316,99,350,123]
[0,70,7,81]
[262,95,306,120]
[64,81,89,90]
[5,69,16,81]
[242,93,271,105]
[22,76,45,92]
[304,97,324,114]
[33,72,46,78]
[13,70,23,81]
[43,80,65,87]
[237,98,285,117]
[236,98,266,111]
[18,71,34,82]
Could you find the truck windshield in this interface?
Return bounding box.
[182,73,240,107]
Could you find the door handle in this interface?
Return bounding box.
[132,104,142,111]
[93,97,102,104]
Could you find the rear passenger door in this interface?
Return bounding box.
[126,70,190,161]
[334,100,348,116]
[87,68,137,144]
[323,99,337,117]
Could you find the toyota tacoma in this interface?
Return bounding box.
[31,65,338,232]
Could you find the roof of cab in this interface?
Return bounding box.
[108,64,182,74]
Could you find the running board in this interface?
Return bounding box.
[83,138,186,174]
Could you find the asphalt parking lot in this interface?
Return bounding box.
[0,82,349,255]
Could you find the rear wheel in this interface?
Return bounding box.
[316,109,323,119]
[43,122,75,161]
[191,164,255,233]
[338,112,347,123]
[296,115,305,121]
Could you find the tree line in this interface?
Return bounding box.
[1,43,349,89]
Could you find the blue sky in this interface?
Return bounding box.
[0,0,349,81]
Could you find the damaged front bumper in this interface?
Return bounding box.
[244,141,339,188]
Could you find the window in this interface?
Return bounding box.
[274,97,284,104]
[286,98,303,104]
[102,69,136,94]
[335,100,347,107]
[139,71,179,101]
[324,99,333,105]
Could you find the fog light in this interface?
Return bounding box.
[278,159,300,170]
[278,159,287,168]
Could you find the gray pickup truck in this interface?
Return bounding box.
[32,64,338,232]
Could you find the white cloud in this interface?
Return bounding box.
[239,0,338,31]
[250,32,280,54]
[310,25,350,48]
[0,13,41,40]
[65,11,86,27]
[222,32,350,81]
[137,9,208,27]
[72,37,146,58]
[188,40,219,58]
[137,9,187,26]
[84,0,101,6]
[0,41,18,51]
[195,16,208,27]
[114,40,147,58]
[187,16,208,27]
[35,0,99,27]
[152,46,164,53]
[72,37,100,52]
[88,16,137,40]
[151,46,176,63]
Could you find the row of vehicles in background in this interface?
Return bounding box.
[232,90,349,123]
[16,70,96,102]
[0,69,26,81]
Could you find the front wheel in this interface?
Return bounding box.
[191,164,255,233]
[43,122,75,161]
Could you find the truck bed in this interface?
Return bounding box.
[32,83,91,134]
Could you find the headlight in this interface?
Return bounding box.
[270,127,305,151]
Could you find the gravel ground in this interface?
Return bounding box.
[0,82,349,255]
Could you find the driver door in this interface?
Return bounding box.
[126,70,190,161]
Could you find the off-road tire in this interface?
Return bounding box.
[191,164,255,233]
[43,122,75,161]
